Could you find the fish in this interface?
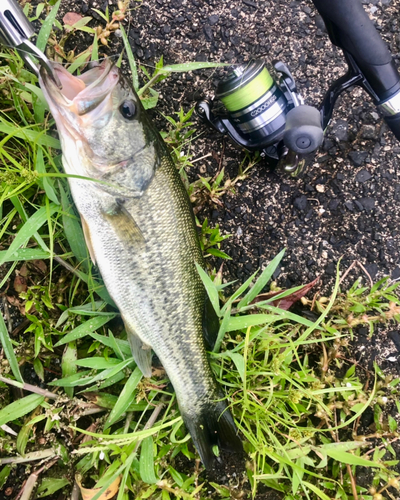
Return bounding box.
[39,59,242,468]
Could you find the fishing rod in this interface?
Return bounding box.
[196,0,400,174]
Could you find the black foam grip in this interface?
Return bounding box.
[312,0,400,100]
[384,114,400,142]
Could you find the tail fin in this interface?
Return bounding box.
[182,399,242,469]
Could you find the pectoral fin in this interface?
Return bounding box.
[102,201,145,250]
[125,325,153,378]
[81,215,96,265]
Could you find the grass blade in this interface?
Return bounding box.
[104,366,142,429]
[139,436,159,484]
[36,0,61,52]
[302,481,331,500]
[237,248,285,309]
[59,183,89,271]
[225,313,280,332]
[75,357,121,369]
[54,314,116,347]
[0,123,60,149]
[0,394,44,427]
[0,313,23,383]
[195,263,220,315]
[91,32,99,62]
[162,62,229,72]
[120,25,139,90]
[0,204,58,267]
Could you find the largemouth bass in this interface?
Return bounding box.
[39,59,241,468]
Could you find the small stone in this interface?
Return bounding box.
[243,0,257,7]
[349,151,368,167]
[163,25,171,34]
[236,227,243,237]
[354,200,364,211]
[361,124,376,139]
[364,263,378,279]
[203,24,213,41]
[328,199,339,211]
[331,119,349,141]
[344,201,354,211]
[208,14,219,25]
[293,195,308,211]
[355,169,372,183]
[316,184,325,193]
[391,267,400,279]
[326,262,336,275]
[358,197,375,211]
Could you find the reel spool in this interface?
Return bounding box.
[196,60,324,172]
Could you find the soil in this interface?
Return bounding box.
[2,0,400,498]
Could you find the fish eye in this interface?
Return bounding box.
[119,100,136,120]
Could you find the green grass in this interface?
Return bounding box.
[1,3,400,500]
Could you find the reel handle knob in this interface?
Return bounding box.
[283,105,324,155]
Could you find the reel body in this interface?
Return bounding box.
[196,60,324,173]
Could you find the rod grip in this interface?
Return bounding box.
[312,0,400,100]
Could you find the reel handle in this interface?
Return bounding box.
[283,105,324,155]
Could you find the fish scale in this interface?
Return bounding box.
[39,59,242,468]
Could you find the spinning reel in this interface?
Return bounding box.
[196,60,324,173]
[196,0,400,174]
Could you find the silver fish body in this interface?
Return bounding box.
[39,60,241,467]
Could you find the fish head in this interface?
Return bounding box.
[39,59,160,197]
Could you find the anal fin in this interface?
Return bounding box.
[125,324,153,378]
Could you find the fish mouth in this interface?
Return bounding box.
[39,59,120,134]
[40,59,124,176]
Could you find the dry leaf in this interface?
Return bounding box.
[31,260,47,274]
[14,275,27,293]
[76,474,121,500]
[63,12,83,26]
[19,263,29,277]
[250,276,320,310]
